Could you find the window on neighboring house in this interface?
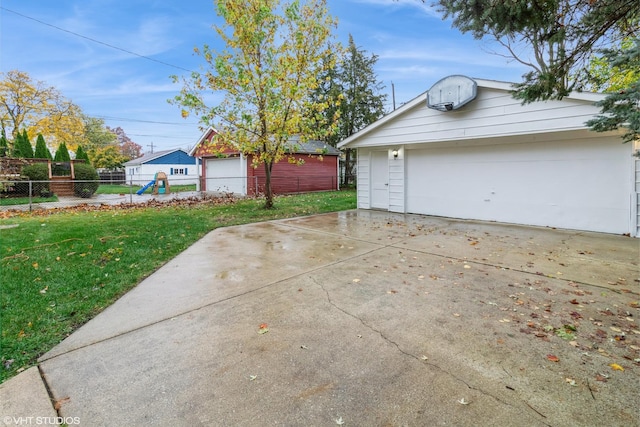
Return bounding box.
[170,168,187,175]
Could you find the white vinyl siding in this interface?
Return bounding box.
[635,153,640,237]
[389,147,405,213]
[357,149,371,209]
[346,87,607,149]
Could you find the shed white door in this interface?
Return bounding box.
[405,138,630,234]
[371,151,389,209]
[205,158,245,194]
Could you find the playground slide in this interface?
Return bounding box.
[136,180,155,195]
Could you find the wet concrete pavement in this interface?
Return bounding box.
[1,210,639,426]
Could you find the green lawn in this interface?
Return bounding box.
[0,190,355,383]
[0,195,59,206]
[96,184,197,195]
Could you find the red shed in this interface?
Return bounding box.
[190,128,341,195]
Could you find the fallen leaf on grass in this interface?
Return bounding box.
[609,363,624,371]
[547,354,560,362]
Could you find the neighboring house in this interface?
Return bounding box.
[124,149,198,186]
[338,76,640,237]
[190,128,340,195]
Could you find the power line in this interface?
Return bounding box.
[1,6,197,74]
[95,115,198,126]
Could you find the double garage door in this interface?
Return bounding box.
[403,138,631,234]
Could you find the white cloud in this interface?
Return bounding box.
[348,0,439,17]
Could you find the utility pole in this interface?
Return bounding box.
[147,142,155,154]
[391,81,396,111]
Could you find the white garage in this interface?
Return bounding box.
[205,156,246,194]
[339,77,639,237]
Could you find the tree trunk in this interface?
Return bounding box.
[263,160,274,209]
[343,148,353,186]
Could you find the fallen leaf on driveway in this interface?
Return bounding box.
[609,363,624,371]
[458,398,470,405]
[352,278,360,283]
[547,354,560,362]
[53,396,70,411]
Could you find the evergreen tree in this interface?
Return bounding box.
[0,129,7,156]
[75,145,90,162]
[54,141,71,162]
[12,130,34,158]
[586,39,640,143]
[309,34,387,184]
[34,134,52,159]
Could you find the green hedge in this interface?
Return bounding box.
[21,163,51,196]
[73,163,99,198]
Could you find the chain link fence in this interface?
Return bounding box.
[1,174,354,213]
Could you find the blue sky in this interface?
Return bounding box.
[1,0,529,153]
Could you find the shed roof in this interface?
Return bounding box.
[190,127,340,157]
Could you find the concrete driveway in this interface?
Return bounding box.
[2,210,639,426]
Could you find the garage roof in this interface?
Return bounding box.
[338,78,607,149]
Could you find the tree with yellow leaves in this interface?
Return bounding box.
[171,0,340,208]
[0,70,85,152]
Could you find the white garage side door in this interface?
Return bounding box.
[406,138,631,234]
[370,150,389,209]
[205,158,245,194]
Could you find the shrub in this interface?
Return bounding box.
[21,163,50,196]
[73,163,99,197]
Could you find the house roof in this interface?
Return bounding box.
[285,136,341,155]
[190,127,341,157]
[123,148,190,166]
[337,77,608,149]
